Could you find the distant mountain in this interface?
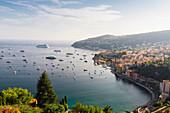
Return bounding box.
[71,30,170,51]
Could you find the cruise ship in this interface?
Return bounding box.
[36,44,49,48]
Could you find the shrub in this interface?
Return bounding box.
[0,106,21,113]
[0,87,33,105]
[43,104,65,113]
[153,102,163,107]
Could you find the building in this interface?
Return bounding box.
[160,80,170,95]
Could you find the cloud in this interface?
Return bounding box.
[0,4,122,40]
[51,0,80,6]
[6,1,38,10]
[39,5,121,24]
[0,6,14,12]
[61,1,80,5]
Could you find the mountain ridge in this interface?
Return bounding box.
[72,30,170,51]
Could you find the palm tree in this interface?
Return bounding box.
[103,105,113,113]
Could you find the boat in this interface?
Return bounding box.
[13,71,16,75]
[84,60,88,63]
[7,61,12,63]
[46,55,56,60]
[66,53,73,55]
[20,50,25,52]
[66,55,69,57]
[37,66,40,70]
[79,58,83,60]
[84,69,88,71]
[59,59,63,61]
[23,59,28,62]
[54,50,61,52]
[36,44,49,48]
[83,55,87,57]
[90,76,94,79]
[73,76,76,80]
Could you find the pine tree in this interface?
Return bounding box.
[35,71,58,107]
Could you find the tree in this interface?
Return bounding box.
[60,96,68,111]
[103,105,113,113]
[35,71,58,107]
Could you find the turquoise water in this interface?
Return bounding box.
[0,40,150,113]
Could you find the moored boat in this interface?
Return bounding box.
[46,55,57,60]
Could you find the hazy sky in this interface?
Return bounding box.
[0,0,170,41]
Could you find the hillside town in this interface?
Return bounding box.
[93,42,170,112]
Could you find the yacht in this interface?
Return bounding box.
[84,60,88,63]
[84,69,88,71]
[90,76,94,79]
[46,55,57,60]
[54,50,61,52]
[66,53,73,55]
[36,44,49,48]
[7,61,12,63]
[20,50,25,52]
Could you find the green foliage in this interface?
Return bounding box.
[135,64,170,81]
[0,87,33,105]
[103,105,113,113]
[35,71,58,108]
[43,103,65,113]
[60,96,68,111]
[72,102,115,113]
[153,102,163,107]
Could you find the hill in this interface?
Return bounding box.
[71,30,170,50]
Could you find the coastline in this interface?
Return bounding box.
[111,72,157,112]
[92,55,157,112]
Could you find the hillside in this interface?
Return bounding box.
[71,30,170,50]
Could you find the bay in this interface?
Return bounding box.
[0,40,151,113]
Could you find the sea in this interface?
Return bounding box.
[0,40,151,113]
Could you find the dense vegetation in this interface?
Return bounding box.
[135,64,170,82]
[0,87,33,105]
[72,30,170,50]
[69,102,115,113]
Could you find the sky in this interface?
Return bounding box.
[0,0,170,41]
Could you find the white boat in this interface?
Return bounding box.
[13,71,16,75]
[46,55,57,60]
[73,76,76,80]
[36,44,49,48]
